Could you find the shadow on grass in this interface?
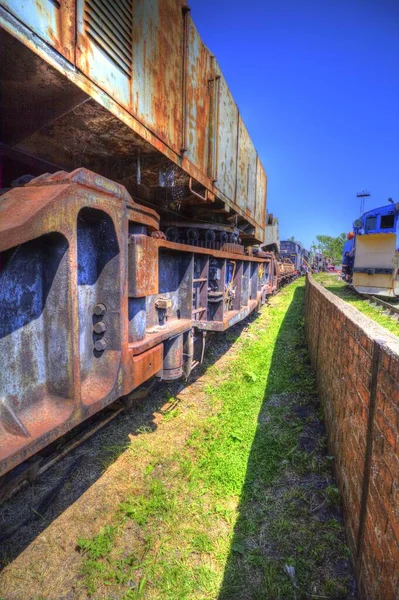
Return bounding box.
[0,312,259,569]
[218,286,357,600]
[324,285,355,300]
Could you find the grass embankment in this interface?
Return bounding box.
[314,273,399,334]
[76,280,354,599]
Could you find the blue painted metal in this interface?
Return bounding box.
[353,204,398,236]
[342,237,355,274]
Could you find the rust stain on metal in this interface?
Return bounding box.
[128,234,159,298]
[185,11,212,172]
[132,344,163,388]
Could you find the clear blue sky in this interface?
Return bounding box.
[190,0,399,249]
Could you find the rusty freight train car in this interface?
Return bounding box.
[0,1,271,479]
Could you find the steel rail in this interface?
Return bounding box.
[349,286,399,322]
[369,296,399,319]
[0,404,125,505]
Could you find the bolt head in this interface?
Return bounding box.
[93,303,106,316]
[94,339,107,352]
[93,321,106,334]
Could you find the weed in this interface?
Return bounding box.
[135,425,153,435]
[162,407,181,422]
[77,525,117,559]
[326,484,341,507]
[120,479,172,526]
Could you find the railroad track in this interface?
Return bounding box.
[0,377,158,506]
[366,295,399,322]
[0,403,126,507]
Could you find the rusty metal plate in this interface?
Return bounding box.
[184,13,212,172]
[236,116,257,219]
[0,169,128,476]
[1,0,267,244]
[1,0,75,61]
[213,70,239,202]
[255,157,267,239]
[131,344,163,388]
[131,0,184,153]
[128,234,159,298]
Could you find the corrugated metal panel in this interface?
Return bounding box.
[131,0,183,153]
[236,117,257,218]
[76,0,132,110]
[1,0,75,60]
[213,70,239,202]
[84,0,133,78]
[184,14,212,173]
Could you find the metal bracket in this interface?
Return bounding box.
[155,297,172,310]
[189,177,209,202]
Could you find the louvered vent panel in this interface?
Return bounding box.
[84,0,133,77]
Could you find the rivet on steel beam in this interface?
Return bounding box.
[93,321,106,334]
[94,339,107,352]
[93,303,106,316]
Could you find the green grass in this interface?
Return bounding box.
[314,273,399,335]
[76,280,353,599]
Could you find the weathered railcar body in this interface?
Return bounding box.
[0,2,271,478]
[0,0,267,242]
[255,219,296,288]
[260,213,280,255]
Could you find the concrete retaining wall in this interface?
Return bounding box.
[305,275,399,600]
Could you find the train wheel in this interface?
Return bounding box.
[165,227,179,242]
[204,229,216,242]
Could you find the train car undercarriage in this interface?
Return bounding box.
[0,1,285,482]
[0,169,276,478]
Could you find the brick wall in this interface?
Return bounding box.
[305,276,399,600]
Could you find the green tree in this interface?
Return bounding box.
[311,233,346,263]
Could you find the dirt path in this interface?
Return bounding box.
[0,281,357,599]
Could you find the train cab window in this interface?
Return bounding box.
[381,214,395,229]
[365,216,377,231]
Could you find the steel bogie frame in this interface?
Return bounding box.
[0,169,275,477]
